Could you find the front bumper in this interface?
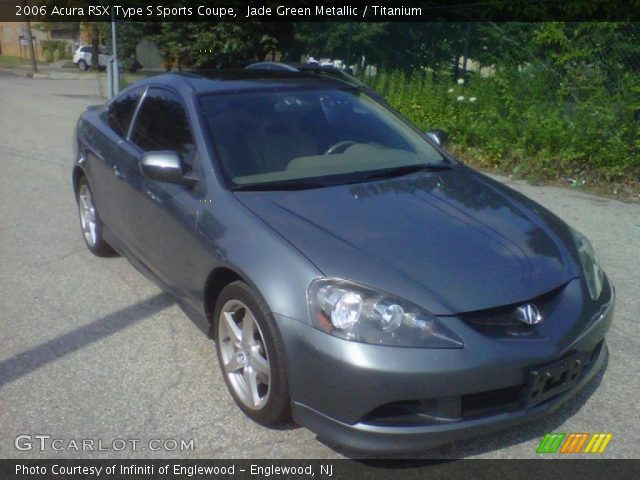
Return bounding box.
[274,277,614,453]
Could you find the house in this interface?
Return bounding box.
[0,22,48,58]
[0,21,78,60]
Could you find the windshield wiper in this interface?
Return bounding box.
[231,179,330,191]
[231,163,452,191]
[359,163,452,181]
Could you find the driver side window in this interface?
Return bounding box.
[104,87,144,138]
[130,88,196,167]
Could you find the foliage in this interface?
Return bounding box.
[99,22,151,72]
[357,22,639,185]
[34,22,79,36]
[34,22,77,62]
[40,40,70,62]
[0,55,29,66]
[364,63,639,183]
[149,22,292,70]
[292,22,472,73]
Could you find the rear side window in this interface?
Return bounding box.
[81,46,93,53]
[130,88,195,163]
[104,87,144,138]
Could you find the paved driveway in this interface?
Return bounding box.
[0,71,638,459]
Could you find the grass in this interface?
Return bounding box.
[362,68,640,201]
[0,54,48,67]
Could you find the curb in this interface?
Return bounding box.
[0,66,106,80]
[24,72,49,79]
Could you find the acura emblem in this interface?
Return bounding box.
[517,304,543,325]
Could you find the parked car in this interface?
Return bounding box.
[73,45,110,71]
[73,70,613,453]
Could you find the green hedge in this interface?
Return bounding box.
[41,40,70,62]
[364,66,639,184]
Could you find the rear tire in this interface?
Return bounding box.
[76,177,116,257]
[213,281,291,426]
[77,59,88,71]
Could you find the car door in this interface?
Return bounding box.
[87,85,146,246]
[98,47,110,67]
[125,87,206,301]
[83,46,94,65]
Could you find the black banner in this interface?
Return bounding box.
[2,459,640,480]
[2,0,640,22]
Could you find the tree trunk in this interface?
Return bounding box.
[91,24,99,70]
[23,18,37,74]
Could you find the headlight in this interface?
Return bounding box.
[308,278,464,348]
[571,229,604,300]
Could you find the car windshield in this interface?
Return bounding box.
[199,88,447,189]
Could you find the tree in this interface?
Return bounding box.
[34,21,79,38]
[292,22,473,74]
[89,23,99,69]
[99,22,152,72]
[152,22,293,70]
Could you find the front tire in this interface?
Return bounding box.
[213,281,290,426]
[76,177,115,257]
[77,59,88,71]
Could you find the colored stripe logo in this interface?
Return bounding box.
[537,433,613,454]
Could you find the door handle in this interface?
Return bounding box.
[113,165,123,179]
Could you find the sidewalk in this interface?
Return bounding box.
[0,59,150,100]
[0,59,105,79]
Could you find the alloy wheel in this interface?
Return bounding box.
[78,183,97,247]
[217,299,271,410]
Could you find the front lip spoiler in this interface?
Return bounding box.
[291,340,609,454]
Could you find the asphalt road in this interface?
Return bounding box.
[1,71,638,459]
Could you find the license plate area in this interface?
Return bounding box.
[522,351,590,408]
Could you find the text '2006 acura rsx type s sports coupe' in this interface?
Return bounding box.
[73,70,614,453]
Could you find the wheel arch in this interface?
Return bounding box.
[72,165,86,198]
[203,266,246,326]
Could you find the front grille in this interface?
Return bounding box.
[460,284,567,327]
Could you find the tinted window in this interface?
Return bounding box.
[104,87,143,138]
[131,88,195,163]
[81,46,93,53]
[199,89,444,185]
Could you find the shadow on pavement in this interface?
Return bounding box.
[0,293,174,387]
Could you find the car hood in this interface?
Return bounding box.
[235,167,580,315]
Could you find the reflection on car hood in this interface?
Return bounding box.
[235,167,580,314]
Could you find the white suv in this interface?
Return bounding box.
[73,46,110,71]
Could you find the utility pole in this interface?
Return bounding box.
[345,23,352,72]
[110,11,119,95]
[22,1,37,74]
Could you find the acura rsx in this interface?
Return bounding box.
[72,70,614,452]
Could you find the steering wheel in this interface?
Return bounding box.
[324,140,357,155]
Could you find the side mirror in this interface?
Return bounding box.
[139,151,197,187]
[425,129,448,147]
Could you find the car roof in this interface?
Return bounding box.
[246,61,343,72]
[135,70,356,96]
[246,62,367,88]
